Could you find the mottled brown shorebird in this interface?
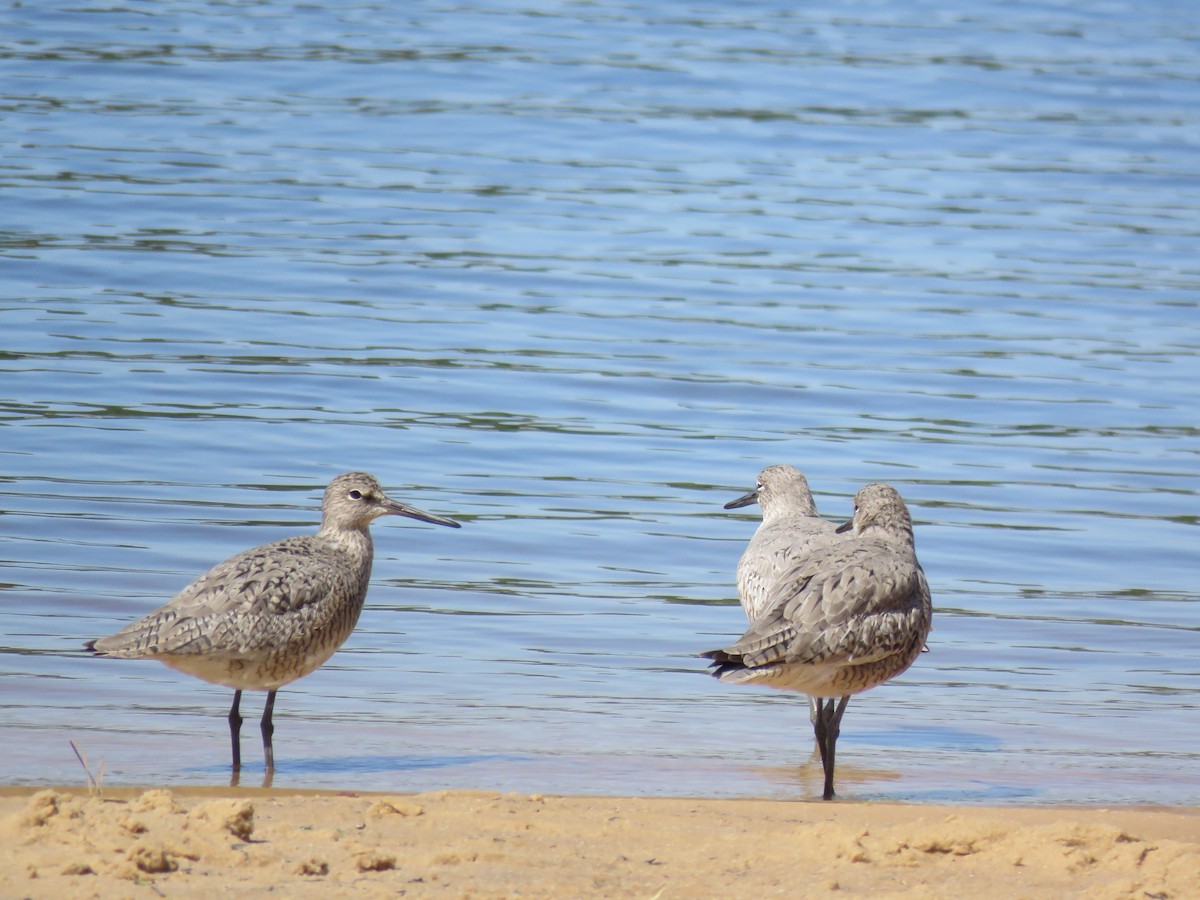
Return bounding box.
[704,482,932,801]
[86,472,461,774]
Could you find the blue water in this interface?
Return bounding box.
[2,0,1198,805]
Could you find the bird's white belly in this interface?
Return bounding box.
[159,645,340,692]
[760,662,843,697]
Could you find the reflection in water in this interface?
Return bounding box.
[229,768,273,792]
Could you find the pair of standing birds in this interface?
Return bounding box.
[705,465,932,800]
[87,467,931,800]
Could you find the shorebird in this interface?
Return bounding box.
[86,472,461,774]
[724,465,843,623]
[704,482,932,800]
[724,464,847,731]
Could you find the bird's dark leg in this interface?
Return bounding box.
[820,696,851,802]
[811,697,830,773]
[261,690,277,771]
[228,690,244,772]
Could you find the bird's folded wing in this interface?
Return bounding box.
[95,545,347,656]
[707,545,927,670]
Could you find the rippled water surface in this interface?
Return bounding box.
[2,1,1198,805]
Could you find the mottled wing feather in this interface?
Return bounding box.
[736,515,839,621]
[706,540,927,670]
[92,537,352,657]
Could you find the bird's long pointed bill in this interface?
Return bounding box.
[835,519,853,533]
[723,489,758,510]
[383,500,462,528]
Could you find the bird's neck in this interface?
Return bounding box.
[316,525,375,561]
[764,503,819,522]
[859,520,913,543]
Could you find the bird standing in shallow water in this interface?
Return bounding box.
[704,482,932,801]
[86,472,461,777]
[724,464,848,733]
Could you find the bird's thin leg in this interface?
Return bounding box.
[821,695,851,802]
[261,690,277,771]
[228,690,244,772]
[812,698,830,773]
[808,696,821,757]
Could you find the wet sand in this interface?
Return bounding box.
[3,785,1198,898]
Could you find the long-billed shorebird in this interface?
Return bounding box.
[86,472,461,774]
[724,464,843,623]
[704,482,932,800]
[724,464,847,731]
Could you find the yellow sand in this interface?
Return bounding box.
[3,786,1197,898]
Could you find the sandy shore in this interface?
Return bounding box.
[2,786,1197,898]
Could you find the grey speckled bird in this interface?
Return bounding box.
[86,472,461,775]
[724,465,844,623]
[704,482,932,801]
[724,465,848,733]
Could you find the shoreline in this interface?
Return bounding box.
[3,785,1198,897]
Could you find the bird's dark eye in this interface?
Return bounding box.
[349,490,362,500]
